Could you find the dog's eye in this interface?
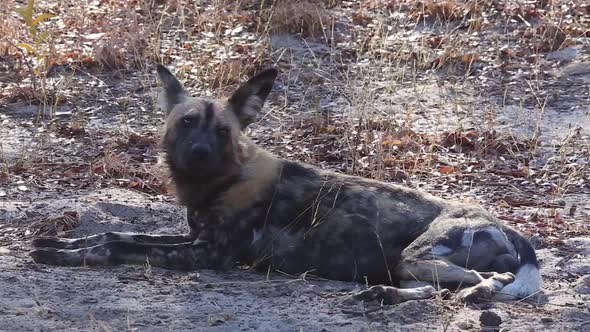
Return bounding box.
[182,116,198,126]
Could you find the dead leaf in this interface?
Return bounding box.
[439,165,455,174]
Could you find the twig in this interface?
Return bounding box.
[6,40,39,96]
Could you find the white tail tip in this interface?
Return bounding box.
[494,264,542,301]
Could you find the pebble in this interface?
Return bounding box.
[480,310,502,327]
[457,320,474,330]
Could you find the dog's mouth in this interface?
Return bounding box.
[173,155,226,179]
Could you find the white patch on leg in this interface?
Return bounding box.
[250,228,262,246]
[494,264,542,300]
[112,233,134,242]
[431,244,453,256]
[396,285,437,301]
[482,276,504,291]
[461,230,475,247]
[400,280,432,289]
[192,239,208,246]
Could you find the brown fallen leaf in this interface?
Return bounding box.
[439,165,455,174]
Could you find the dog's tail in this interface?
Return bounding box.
[495,227,542,300]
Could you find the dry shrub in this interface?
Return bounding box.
[414,0,493,23]
[522,19,571,53]
[0,1,23,54]
[427,0,465,21]
[211,59,264,91]
[28,211,79,237]
[414,0,467,22]
[151,1,273,90]
[92,134,170,195]
[266,0,331,38]
[89,8,153,70]
[92,33,149,70]
[535,23,569,52]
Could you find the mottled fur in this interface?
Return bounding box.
[31,66,541,304]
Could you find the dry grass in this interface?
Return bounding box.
[0,0,588,241]
[264,0,332,38]
[27,211,79,237]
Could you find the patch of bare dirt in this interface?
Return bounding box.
[1,188,589,331]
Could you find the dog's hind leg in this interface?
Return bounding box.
[396,210,536,302]
[396,259,514,302]
[352,261,464,305]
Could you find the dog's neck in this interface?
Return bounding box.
[215,143,282,214]
[170,140,282,213]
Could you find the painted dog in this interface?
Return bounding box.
[31,65,541,304]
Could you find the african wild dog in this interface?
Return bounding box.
[30,65,541,304]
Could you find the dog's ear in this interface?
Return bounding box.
[157,64,187,114]
[228,68,278,129]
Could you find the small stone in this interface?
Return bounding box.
[81,297,98,304]
[207,313,232,326]
[480,310,502,327]
[541,317,553,323]
[230,26,244,36]
[457,320,474,330]
[156,313,170,319]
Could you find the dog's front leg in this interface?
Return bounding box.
[30,240,221,270]
[32,233,197,250]
[31,207,203,250]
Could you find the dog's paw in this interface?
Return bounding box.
[351,285,400,305]
[346,285,400,304]
[348,285,447,305]
[458,273,515,303]
[438,288,452,300]
[490,272,515,285]
[458,284,493,303]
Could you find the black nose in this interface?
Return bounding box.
[190,144,211,160]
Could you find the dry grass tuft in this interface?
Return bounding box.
[421,0,467,22]
[0,0,588,245]
[533,22,570,52]
[28,211,79,237]
[91,133,170,195]
[261,0,332,38]
[413,0,491,23]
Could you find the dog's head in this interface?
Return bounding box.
[157,65,277,179]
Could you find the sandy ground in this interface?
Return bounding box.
[0,184,589,332]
